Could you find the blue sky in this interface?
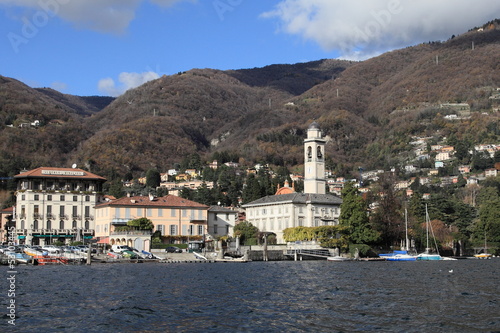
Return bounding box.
[1,0,499,96]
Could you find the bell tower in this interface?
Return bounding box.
[304,122,326,194]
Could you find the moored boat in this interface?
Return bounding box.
[385,251,417,261]
[417,204,442,261]
[474,253,492,259]
[326,256,350,261]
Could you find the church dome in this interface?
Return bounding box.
[308,121,320,130]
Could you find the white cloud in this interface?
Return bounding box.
[98,71,160,96]
[0,0,191,34]
[263,0,500,59]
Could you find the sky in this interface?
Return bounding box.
[1,0,499,97]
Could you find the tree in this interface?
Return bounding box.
[127,217,154,230]
[369,174,404,247]
[474,187,500,245]
[339,182,380,245]
[145,169,161,188]
[233,221,259,245]
[242,174,263,204]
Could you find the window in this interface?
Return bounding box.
[60,195,65,201]
[59,206,65,217]
[157,225,165,236]
[158,209,163,217]
[171,209,176,217]
[125,208,131,219]
[34,194,39,201]
[72,206,78,218]
[213,224,218,234]
[84,220,89,229]
[47,220,51,229]
[72,220,77,228]
[85,195,90,202]
[84,206,90,218]
[198,225,204,235]
[60,220,65,229]
[147,208,152,217]
[170,224,177,235]
[137,208,141,216]
[182,209,187,217]
[21,194,25,201]
[47,195,52,201]
[47,205,52,215]
[189,225,194,236]
[73,196,78,202]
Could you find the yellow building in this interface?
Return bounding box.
[94,194,209,251]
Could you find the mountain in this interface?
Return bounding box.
[0,20,499,179]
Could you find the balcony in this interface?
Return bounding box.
[59,214,68,220]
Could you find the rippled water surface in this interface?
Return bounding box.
[2,259,499,332]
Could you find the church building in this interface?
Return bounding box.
[242,122,342,243]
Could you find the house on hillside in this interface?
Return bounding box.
[485,168,498,177]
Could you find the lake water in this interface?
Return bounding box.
[2,259,499,332]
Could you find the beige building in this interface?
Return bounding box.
[13,167,106,245]
[94,194,209,251]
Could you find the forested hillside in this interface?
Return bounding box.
[0,20,498,181]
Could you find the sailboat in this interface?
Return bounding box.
[379,208,417,261]
[474,231,492,259]
[417,204,442,260]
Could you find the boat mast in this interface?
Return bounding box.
[425,204,430,254]
[405,207,409,251]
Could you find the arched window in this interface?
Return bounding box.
[60,220,65,230]
[47,220,51,230]
[317,146,323,159]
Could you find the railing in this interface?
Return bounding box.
[59,214,68,220]
[111,218,130,225]
[110,230,152,236]
[285,249,332,258]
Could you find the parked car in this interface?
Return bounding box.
[111,245,131,253]
[165,246,182,253]
[41,245,61,254]
[77,245,97,254]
